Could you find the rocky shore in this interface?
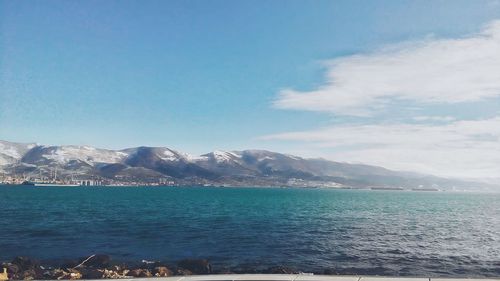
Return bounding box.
[1,255,306,280]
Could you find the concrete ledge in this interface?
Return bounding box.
[100,274,500,281]
[431,279,500,281]
[360,278,428,281]
[295,275,359,281]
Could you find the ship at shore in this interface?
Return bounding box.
[370,186,404,191]
[21,181,80,187]
[411,187,440,191]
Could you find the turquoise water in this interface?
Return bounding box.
[0,186,499,276]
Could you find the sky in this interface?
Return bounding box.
[1,0,500,180]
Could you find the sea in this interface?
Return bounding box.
[0,185,499,277]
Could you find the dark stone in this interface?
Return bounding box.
[264,266,299,274]
[60,259,80,269]
[174,268,193,276]
[1,263,20,280]
[46,269,67,280]
[109,265,128,275]
[67,268,83,280]
[20,269,43,280]
[177,259,212,274]
[141,260,164,270]
[126,269,152,278]
[11,257,40,272]
[43,270,56,279]
[4,263,20,275]
[153,266,172,277]
[78,254,110,268]
[79,268,103,279]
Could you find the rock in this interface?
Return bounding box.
[43,270,56,279]
[144,261,167,270]
[69,272,82,279]
[102,269,126,279]
[78,255,110,268]
[153,266,172,277]
[79,268,103,279]
[3,263,20,275]
[47,269,67,280]
[9,257,44,280]
[174,268,193,276]
[126,269,139,277]
[46,268,83,280]
[177,259,212,274]
[140,260,157,266]
[67,269,82,280]
[60,259,79,269]
[3,263,20,279]
[264,266,299,274]
[21,269,41,280]
[126,269,152,278]
[109,265,129,276]
[11,257,40,272]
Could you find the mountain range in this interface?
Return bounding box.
[0,140,495,190]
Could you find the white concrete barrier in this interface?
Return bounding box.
[116,274,499,281]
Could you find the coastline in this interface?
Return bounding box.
[2,256,499,280]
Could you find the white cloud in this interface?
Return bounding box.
[412,116,456,122]
[266,20,500,179]
[274,20,500,116]
[260,117,500,179]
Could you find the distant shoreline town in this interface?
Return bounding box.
[0,178,440,192]
[0,172,440,191]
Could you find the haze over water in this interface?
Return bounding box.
[0,186,498,277]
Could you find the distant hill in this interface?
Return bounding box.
[0,140,495,190]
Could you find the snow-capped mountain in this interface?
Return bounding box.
[0,140,495,189]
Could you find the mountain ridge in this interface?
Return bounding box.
[0,140,495,190]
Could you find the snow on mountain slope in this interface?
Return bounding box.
[47,146,127,164]
[122,147,189,163]
[194,150,260,176]
[203,150,242,163]
[0,140,36,166]
[159,148,195,162]
[161,149,178,161]
[215,150,241,161]
[22,145,127,166]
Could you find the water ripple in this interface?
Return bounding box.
[0,186,499,277]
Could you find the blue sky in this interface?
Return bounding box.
[2,0,500,178]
